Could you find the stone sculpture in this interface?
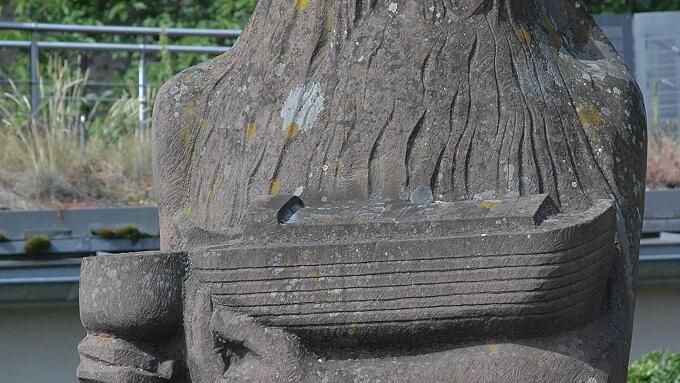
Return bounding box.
[77,0,647,382]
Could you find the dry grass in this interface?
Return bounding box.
[0,57,154,209]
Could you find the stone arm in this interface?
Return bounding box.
[210,309,310,383]
[208,305,607,383]
[77,252,187,383]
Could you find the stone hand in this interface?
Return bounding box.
[211,308,313,383]
[77,334,173,383]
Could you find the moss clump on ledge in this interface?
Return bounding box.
[91,224,151,243]
[23,234,51,255]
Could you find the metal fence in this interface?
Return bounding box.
[632,12,680,133]
[595,11,680,134]
[0,21,239,135]
[593,14,635,72]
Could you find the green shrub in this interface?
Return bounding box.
[23,234,51,255]
[628,351,680,383]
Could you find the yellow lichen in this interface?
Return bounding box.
[246,122,256,139]
[320,215,338,224]
[269,179,282,195]
[518,25,532,44]
[197,117,206,130]
[336,161,345,171]
[539,7,561,50]
[179,126,192,144]
[324,7,334,31]
[577,105,604,126]
[309,269,322,278]
[244,18,257,35]
[215,179,226,190]
[96,334,113,344]
[294,0,311,11]
[477,201,501,209]
[488,344,499,353]
[183,206,193,219]
[284,122,300,138]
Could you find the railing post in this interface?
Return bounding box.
[138,46,147,137]
[30,31,39,117]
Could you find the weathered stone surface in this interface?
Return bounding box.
[78,0,646,382]
[194,196,614,343]
[79,251,185,339]
[77,252,188,382]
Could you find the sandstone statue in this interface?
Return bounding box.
[77,0,647,382]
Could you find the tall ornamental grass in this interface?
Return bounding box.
[0,56,154,207]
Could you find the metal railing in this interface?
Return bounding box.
[0,21,241,135]
[4,14,680,135]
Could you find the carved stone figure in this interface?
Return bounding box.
[77,0,647,382]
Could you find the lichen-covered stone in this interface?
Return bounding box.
[78,1,646,382]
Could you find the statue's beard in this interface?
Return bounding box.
[174,0,640,244]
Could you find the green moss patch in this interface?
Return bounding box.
[23,234,51,255]
[91,224,151,243]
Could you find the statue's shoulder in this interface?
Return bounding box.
[151,54,236,248]
[153,54,233,145]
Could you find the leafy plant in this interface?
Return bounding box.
[628,351,680,383]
